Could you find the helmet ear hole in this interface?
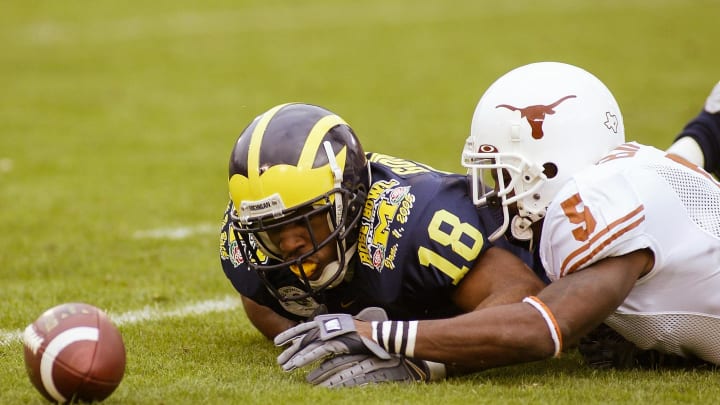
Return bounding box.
[543,162,558,179]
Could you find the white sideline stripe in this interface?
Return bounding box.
[1,296,241,347]
[110,295,240,325]
[0,158,13,173]
[19,2,687,45]
[132,224,216,240]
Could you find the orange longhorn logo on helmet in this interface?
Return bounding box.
[495,95,577,139]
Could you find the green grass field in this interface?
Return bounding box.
[2,1,719,403]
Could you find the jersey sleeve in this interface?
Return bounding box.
[674,103,720,177]
[539,170,654,282]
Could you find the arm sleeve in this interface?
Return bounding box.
[674,110,720,177]
[539,175,651,282]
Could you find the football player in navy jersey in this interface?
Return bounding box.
[274,66,720,385]
[219,102,544,360]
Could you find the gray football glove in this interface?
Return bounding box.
[307,354,447,387]
[274,307,391,371]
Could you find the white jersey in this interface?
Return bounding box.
[540,142,720,364]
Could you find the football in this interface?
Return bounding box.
[22,302,126,403]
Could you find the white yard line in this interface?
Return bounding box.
[0,158,13,173]
[1,295,241,347]
[132,224,216,240]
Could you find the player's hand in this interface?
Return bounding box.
[306,354,446,387]
[274,307,391,371]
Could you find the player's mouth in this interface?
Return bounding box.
[289,261,319,279]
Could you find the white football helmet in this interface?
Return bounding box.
[462,62,625,241]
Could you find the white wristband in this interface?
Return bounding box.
[522,296,563,357]
[371,320,419,357]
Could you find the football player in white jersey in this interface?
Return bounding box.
[274,62,720,386]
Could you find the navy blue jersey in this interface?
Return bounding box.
[220,153,534,322]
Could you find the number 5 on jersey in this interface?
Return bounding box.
[560,193,597,242]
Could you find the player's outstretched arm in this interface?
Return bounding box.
[387,249,652,369]
[309,249,652,376]
[276,250,650,381]
[274,246,545,378]
[274,248,651,383]
[276,250,653,376]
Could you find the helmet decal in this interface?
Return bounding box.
[495,95,577,139]
[463,62,625,242]
[604,111,620,133]
[246,103,289,182]
[229,105,351,215]
[299,114,349,169]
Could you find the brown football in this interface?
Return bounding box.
[22,302,126,403]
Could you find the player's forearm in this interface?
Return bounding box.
[418,304,556,369]
[396,251,650,369]
[241,296,298,340]
[357,302,556,370]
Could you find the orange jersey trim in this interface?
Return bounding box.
[560,205,645,276]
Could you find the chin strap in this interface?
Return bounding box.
[309,141,352,291]
[510,215,534,241]
[309,243,357,289]
[323,140,344,229]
